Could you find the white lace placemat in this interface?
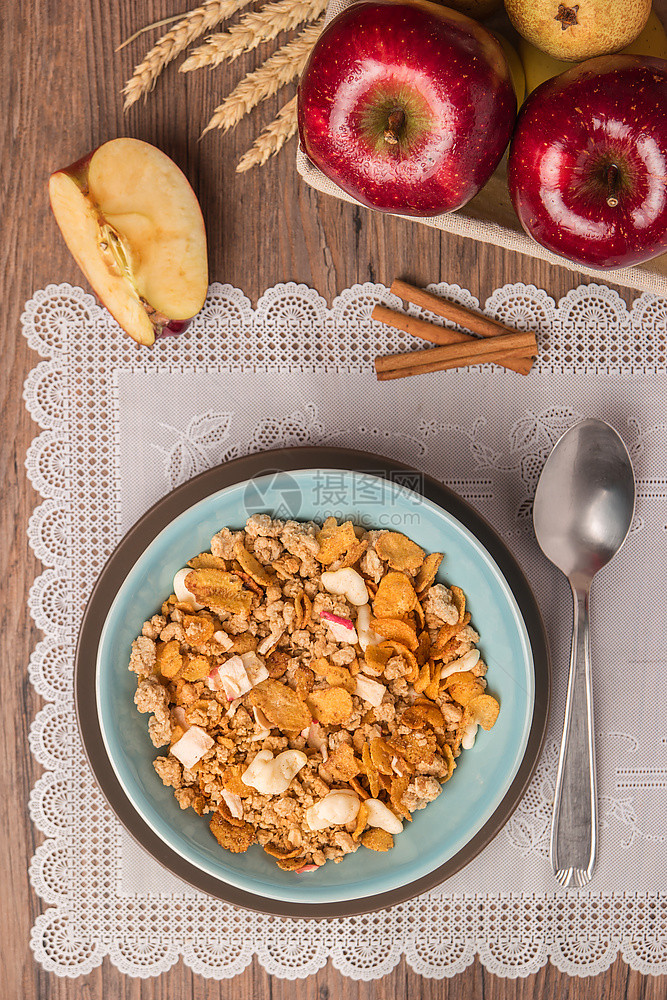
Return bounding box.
[23,280,667,980]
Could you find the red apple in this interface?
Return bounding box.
[297,0,516,217]
[49,138,208,346]
[508,56,667,270]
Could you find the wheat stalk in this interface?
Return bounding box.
[201,19,322,136]
[181,0,326,73]
[236,95,298,172]
[122,0,252,109]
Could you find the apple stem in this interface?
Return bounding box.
[383,108,405,146]
[606,163,619,208]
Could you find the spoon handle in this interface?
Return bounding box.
[550,584,598,888]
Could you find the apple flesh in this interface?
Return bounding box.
[49,138,208,346]
[508,56,667,269]
[297,0,516,217]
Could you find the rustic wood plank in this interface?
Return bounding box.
[2,1,665,997]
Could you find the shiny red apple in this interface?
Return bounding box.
[297,0,516,217]
[508,56,667,270]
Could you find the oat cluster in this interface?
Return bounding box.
[130,516,499,871]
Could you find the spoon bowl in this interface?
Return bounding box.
[534,418,635,588]
[533,418,635,888]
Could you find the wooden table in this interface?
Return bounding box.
[3,2,665,997]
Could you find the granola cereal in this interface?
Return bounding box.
[130,517,499,870]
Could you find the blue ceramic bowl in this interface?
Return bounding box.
[96,469,534,905]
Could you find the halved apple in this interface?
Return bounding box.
[49,138,208,346]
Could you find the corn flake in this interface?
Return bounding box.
[373,571,418,618]
[310,657,355,693]
[234,569,264,596]
[233,539,273,587]
[441,743,456,782]
[451,585,466,623]
[467,693,500,730]
[369,737,394,776]
[352,800,369,841]
[275,855,310,871]
[415,630,431,665]
[389,773,412,821]
[185,568,254,615]
[401,701,445,731]
[443,671,485,707]
[370,616,419,651]
[362,828,394,851]
[375,531,425,572]
[413,659,431,695]
[340,538,369,568]
[431,615,472,659]
[187,552,228,570]
[415,552,443,594]
[306,687,354,725]
[182,615,215,646]
[294,590,312,629]
[209,811,256,853]
[316,520,357,565]
[350,776,370,800]
[156,640,182,679]
[248,678,311,733]
[361,743,380,798]
[180,653,211,682]
[378,640,419,684]
[263,843,301,860]
[327,742,361,781]
[364,644,393,673]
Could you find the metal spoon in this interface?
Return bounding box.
[533,418,635,888]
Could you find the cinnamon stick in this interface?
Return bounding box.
[376,347,534,381]
[374,329,536,376]
[390,279,533,342]
[371,304,533,376]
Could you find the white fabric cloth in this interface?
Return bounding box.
[296,0,667,299]
[24,280,667,979]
